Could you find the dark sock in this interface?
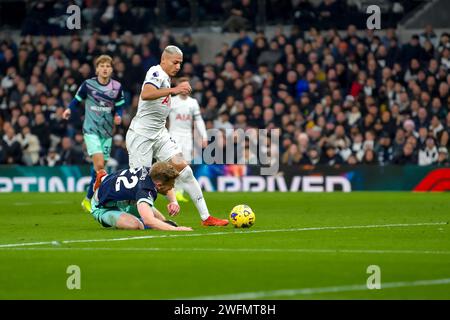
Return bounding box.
[86,166,96,199]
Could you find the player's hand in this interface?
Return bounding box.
[62,109,71,120]
[175,226,193,231]
[174,81,191,95]
[114,115,122,125]
[202,139,208,148]
[167,202,180,216]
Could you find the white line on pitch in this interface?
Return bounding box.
[0,221,447,248]
[184,278,450,300]
[2,247,450,255]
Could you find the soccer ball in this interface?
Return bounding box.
[229,204,255,228]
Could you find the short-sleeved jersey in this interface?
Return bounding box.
[169,95,202,138]
[75,77,125,137]
[129,65,172,140]
[97,167,157,208]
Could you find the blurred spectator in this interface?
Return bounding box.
[116,1,136,33]
[179,33,198,63]
[223,0,256,32]
[320,145,343,166]
[32,113,51,152]
[95,0,117,34]
[437,147,449,166]
[110,134,128,169]
[306,148,320,165]
[376,133,394,165]
[281,144,303,165]
[17,126,40,166]
[40,147,61,167]
[293,0,316,30]
[317,0,340,30]
[418,137,439,166]
[393,143,417,165]
[59,136,85,165]
[2,124,22,164]
[420,25,439,48]
[402,35,424,66]
[362,149,378,165]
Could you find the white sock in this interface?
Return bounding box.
[176,166,210,221]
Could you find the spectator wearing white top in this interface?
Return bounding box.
[418,137,438,166]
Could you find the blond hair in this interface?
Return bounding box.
[150,162,179,183]
[95,55,113,68]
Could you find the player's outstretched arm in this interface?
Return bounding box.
[151,206,168,222]
[137,202,192,231]
[140,81,191,101]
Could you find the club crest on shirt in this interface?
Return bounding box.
[153,71,159,77]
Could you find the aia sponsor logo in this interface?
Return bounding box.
[175,114,192,121]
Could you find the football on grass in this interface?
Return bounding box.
[229,204,255,228]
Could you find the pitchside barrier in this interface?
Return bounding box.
[0,165,449,192]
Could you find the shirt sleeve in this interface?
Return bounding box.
[135,179,155,206]
[68,98,81,112]
[143,68,163,89]
[75,81,88,102]
[193,99,207,140]
[114,85,126,116]
[115,85,126,107]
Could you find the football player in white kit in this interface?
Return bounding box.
[126,45,228,226]
[168,77,208,203]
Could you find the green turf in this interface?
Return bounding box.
[0,192,449,299]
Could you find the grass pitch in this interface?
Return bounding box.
[0,192,449,299]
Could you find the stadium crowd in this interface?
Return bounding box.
[0,20,449,167]
[15,0,419,35]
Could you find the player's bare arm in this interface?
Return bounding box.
[140,81,191,100]
[166,189,180,216]
[137,202,192,231]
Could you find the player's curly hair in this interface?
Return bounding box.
[150,162,180,183]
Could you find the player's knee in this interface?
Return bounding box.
[134,219,145,230]
[177,165,194,182]
[125,218,142,230]
[169,153,187,171]
[117,215,143,230]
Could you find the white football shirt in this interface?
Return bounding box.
[169,95,206,139]
[129,65,172,139]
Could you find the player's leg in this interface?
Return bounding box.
[126,128,155,168]
[82,134,107,212]
[168,154,227,226]
[172,135,191,203]
[155,132,228,226]
[91,197,144,230]
[91,153,107,190]
[115,213,144,230]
